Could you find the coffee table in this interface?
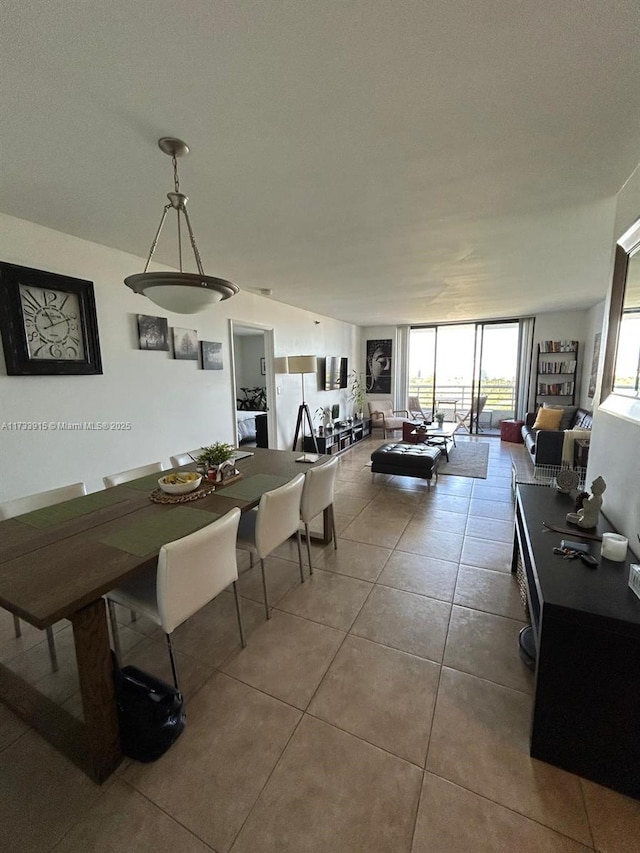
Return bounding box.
[411,422,457,461]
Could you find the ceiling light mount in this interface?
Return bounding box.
[124,137,239,314]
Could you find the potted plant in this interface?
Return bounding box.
[315,406,332,435]
[435,411,446,428]
[194,442,236,481]
[349,370,366,419]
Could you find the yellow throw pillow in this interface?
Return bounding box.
[532,407,564,430]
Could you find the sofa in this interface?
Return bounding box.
[521,406,593,467]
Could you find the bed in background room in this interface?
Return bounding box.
[236,409,261,444]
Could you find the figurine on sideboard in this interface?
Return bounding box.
[566,476,606,529]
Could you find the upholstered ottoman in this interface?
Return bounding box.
[371,442,441,484]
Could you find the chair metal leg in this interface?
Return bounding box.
[232,581,246,648]
[166,634,180,693]
[249,552,254,568]
[46,626,59,672]
[107,599,122,664]
[130,609,137,623]
[296,529,305,583]
[330,504,338,550]
[304,522,314,575]
[12,614,22,638]
[260,558,270,619]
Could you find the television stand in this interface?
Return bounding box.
[303,418,372,456]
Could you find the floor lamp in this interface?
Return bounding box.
[288,355,320,462]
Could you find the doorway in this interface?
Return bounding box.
[229,320,276,448]
[408,320,521,435]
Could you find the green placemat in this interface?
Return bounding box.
[125,472,167,491]
[218,474,289,502]
[100,506,219,557]
[17,489,129,529]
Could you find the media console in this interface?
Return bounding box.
[303,418,372,456]
[514,485,640,799]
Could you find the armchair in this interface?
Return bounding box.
[368,400,409,438]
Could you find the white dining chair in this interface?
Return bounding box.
[0,481,87,672]
[169,449,203,468]
[103,461,165,489]
[300,456,339,573]
[236,473,306,619]
[106,508,245,692]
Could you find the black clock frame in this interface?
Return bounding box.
[0,262,103,376]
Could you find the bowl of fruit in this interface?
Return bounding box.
[158,471,202,495]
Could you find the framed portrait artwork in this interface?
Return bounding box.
[201,341,223,370]
[366,339,392,393]
[0,261,102,375]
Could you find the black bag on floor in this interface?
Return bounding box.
[113,663,186,762]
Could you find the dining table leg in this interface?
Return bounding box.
[71,598,122,783]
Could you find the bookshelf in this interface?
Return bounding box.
[535,340,578,406]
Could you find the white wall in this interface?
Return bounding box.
[0,213,357,501]
[588,162,640,549]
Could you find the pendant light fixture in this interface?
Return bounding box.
[125,137,239,314]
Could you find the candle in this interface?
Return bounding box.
[600,532,629,562]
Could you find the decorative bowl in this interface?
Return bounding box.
[158,472,202,495]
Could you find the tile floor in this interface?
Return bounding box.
[1,436,640,852]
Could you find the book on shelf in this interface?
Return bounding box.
[539,360,577,374]
[537,381,575,396]
[539,340,578,353]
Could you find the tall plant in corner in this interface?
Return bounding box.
[349,370,366,419]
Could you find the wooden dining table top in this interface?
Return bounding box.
[0,447,321,630]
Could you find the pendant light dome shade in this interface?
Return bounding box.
[124,272,237,314]
[125,138,239,313]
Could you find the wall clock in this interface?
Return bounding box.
[0,262,102,375]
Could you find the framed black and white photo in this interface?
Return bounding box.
[0,261,102,375]
[137,314,169,351]
[260,356,266,375]
[201,340,223,370]
[366,338,392,393]
[172,327,198,361]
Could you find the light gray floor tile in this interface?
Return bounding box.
[351,585,451,662]
[230,715,422,853]
[426,668,592,845]
[124,673,301,853]
[309,634,439,765]
[413,772,593,853]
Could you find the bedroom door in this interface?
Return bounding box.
[230,321,275,449]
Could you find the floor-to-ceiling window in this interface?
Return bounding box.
[408,320,521,434]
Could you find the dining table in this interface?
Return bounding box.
[0,448,325,782]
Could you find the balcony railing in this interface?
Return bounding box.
[408,380,516,423]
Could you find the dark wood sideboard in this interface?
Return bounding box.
[513,485,640,799]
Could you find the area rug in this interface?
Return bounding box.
[438,441,490,479]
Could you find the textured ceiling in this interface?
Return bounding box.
[1,0,639,325]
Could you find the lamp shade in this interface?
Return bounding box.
[125,273,237,314]
[287,355,317,375]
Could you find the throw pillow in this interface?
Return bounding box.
[543,403,577,431]
[532,407,563,430]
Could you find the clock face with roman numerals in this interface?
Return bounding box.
[19,285,86,360]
